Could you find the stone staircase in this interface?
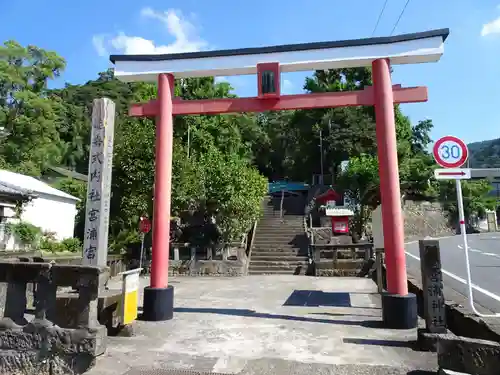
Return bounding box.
[249,195,309,275]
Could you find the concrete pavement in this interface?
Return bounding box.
[88,276,436,375]
[405,232,500,314]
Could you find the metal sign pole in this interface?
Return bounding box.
[456,179,500,318]
[139,232,145,270]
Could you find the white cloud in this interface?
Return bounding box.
[93,7,207,56]
[92,35,107,57]
[282,79,294,94]
[481,15,500,36]
[214,76,228,83]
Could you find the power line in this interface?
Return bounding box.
[390,0,411,35]
[372,0,389,36]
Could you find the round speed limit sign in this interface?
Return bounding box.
[432,135,468,168]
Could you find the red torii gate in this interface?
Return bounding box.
[111,28,449,328]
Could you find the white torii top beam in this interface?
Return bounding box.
[110,29,449,82]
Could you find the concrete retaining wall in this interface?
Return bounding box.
[402,200,454,241]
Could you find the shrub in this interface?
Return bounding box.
[6,222,42,248]
[40,237,82,253]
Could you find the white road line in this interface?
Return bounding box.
[481,252,499,257]
[457,245,481,253]
[405,251,500,303]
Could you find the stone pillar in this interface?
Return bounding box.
[417,239,447,351]
[82,98,115,267]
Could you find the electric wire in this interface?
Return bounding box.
[390,0,411,35]
[372,0,389,36]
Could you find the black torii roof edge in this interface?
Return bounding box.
[109,28,449,63]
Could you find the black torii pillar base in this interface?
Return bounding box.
[381,292,417,329]
[142,285,174,321]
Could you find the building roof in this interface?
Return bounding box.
[0,170,79,202]
[110,28,449,82]
[316,189,341,203]
[268,181,309,194]
[0,180,31,197]
[48,166,88,181]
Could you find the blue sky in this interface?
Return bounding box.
[1,0,499,144]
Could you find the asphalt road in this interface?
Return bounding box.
[404,232,500,314]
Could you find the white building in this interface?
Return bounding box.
[0,170,80,250]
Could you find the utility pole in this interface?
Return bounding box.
[187,124,191,158]
[319,128,324,185]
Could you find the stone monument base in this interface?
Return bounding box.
[0,322,107,375]
[381,292,417,329]
[55,289,123,333]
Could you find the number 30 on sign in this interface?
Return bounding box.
[432,136,468,168]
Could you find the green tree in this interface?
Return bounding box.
[336,154,380,238]
[438,180,495,225]
[198,147,268,241]
[0,40,66,176]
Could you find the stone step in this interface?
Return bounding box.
[256,227,304,232]
[252,245,304,251]
[253,241,299,247]
[253,241,300,246]
[254,234,304,240]
[249,259,308,266]
[260,219,304,223]
[252,245,301,251]
[248,269,304,275]
[260,214,303,218]
[253,234,301,240]
[248,263,308,271]
[251,255,308,261]
[252,246,302,252]
[251,250,301,256]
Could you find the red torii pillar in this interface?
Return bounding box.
[372,59,414,329]
[141,73,175,321]
[134,59,423,328]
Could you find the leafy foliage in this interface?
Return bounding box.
[437,180,496,224]
[6,221,41,246]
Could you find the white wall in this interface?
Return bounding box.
[0,194,78,250]
[21,193,78,241]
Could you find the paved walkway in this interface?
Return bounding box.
[88,276,436,375]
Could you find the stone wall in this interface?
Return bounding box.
[402,200,454,241]
[167,244,248,276]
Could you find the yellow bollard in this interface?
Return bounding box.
[118,268,142,325]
